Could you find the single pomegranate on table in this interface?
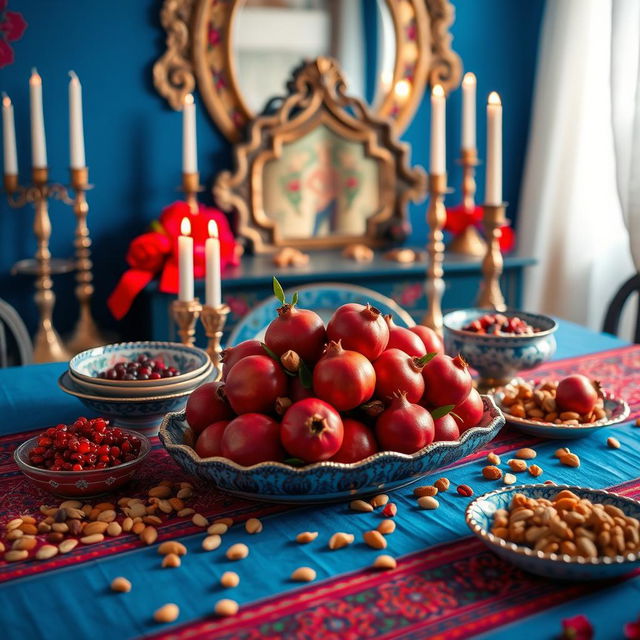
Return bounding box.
[556,374,601,415]
[280,398,344,462]
[384,315,426,357]
[194,420,230,458]
[185,381,235,435]
[432,413,460,442]
[330,418,378,463]
[313,340,376,411]
[224,355,288,415]
[326,303,389,361]
[376,393,434,454]
[452,388,484,433]
[421,354,473,407]
[373,349,427,403]
[409,325,444,355]
[221,340,265,380]
[221,413,284,466]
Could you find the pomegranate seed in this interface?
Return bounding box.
[382,503,397,518]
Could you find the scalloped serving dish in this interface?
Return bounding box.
[158,396,505,503]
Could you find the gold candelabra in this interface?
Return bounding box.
[181,171,203,214]
[200,304,230,380]
[66,167,107,354]
[4,168,71,363]
[477,202,507,311]
[171,298,202,346]
[448,148,486,257]
[422,172,448,336]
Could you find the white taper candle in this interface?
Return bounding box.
[2,93,18,175]
[430,84,446,175]
[178,217,194,302]
[205,220,222,308]
[485,91,502,205]
[462,72,476,151]
[182,94,197,174]
[68,71,85,169]
[29,69,47,168]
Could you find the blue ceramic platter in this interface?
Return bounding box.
[466,484,640,580]
[158,396,505,503]
[229,283,415,346]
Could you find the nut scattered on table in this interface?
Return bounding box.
[220,571,240,588]
[158,541,187,556]
[559,452,581,468]
[417,496,439,510]
[192,513,208,528]
[291,566,317,582]
[381,503,397,518]
[503,473,517,485]
[245,518,263,534]
[413,486,438,498]
[226,543,249,560]
[607,437,621,449]
[487,452,501,466]
[328,532,354,550]
[363,530,387,550]
[202,534,222,551]
[457,485,473,497]
[371,494,389,508]
[296,531,318,544]
[350,499,374,513]
[154,603,179,623]
[434,478,450,492]
[110,577,132,593]
[528,464,544,477]
[507,459,528,473]
[162,553,181,568]
[372,555,397,570]
[377,519,396,535]
[482,466,502,480]
[214,599,239,617]
[207,523,228,536]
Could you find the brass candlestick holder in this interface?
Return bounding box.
[200,304,230,380]
[171,298,202,346]
[181,171,203,214]
[448,148,486,257]
[4,168,71,363]
[66,166,107,354]
[477,202,508,311]
[422,172,448,337]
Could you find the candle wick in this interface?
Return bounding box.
[69,70,78,80]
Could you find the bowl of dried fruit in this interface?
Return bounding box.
[443,309,558,390]
[14,418,152,497]
[494,377,630,439]
[466,484,640,580]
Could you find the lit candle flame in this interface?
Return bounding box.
[208,219,219,239]
[184,93,194,106]
[180,217,191,236]
[394,79,411,99]
[432,84,444,98]
[463,72,476,86]
[488,91,501,106]
[2,92,10,108]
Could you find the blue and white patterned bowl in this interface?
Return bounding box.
[158,396,505,503]
[69,341,211,388]
[466,484,640,580]
[58,371,207,435]
[443,309,557,388]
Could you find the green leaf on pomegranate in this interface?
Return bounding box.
[298,360,313,389]
[417,352,438,367]
[260,342,280,362]
[291,291,299,307]
[283,457,306,467]
[273,276,286,304]
[430,404,455,419]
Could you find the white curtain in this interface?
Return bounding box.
[518,0,637,335]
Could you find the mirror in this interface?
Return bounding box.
[231,0,396,113]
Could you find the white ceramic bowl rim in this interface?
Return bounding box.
[465,483,640,566]
[159,395,505,472]
[14,428,152,477]
[444,308,558,339]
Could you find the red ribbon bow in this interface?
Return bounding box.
[445,204,515,253]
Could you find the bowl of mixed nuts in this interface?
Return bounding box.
[494,378,630,439]
[466,484,640,580]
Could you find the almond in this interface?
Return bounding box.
[371,494,389,508]
[140,526,158,545]
[80,533,104,544]
[515,447,537,460]
[328,532,354,550]
[226,543,249,560]
[207,523,228,535]
[350,499,374,513]
[111,576,132,592]
[58,539,79,554]
[363,530,387,549]
[291,566,316,582]
[202,535,222,551]
[413,485,438,497]
[372,554,397,570]
[4,549,28,562]
[377,519,396,535]
[83,521,109,536]
[36,544,58,560]
[192,513,208,528]
[417,496,439,510]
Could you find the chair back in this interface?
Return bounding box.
[0,299,33,367]
[603,274,640,343]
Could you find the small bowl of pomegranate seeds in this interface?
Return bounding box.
[14,417,151,497]
[443,308,558,390]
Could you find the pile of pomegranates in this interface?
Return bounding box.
[185,280,486,467]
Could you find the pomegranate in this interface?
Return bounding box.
[221,413,284,466]
[556,375,601,415]
[326,303,389,361]
[375,393,434,454]
[185,381,235,435]
[453,388,484,433]
[384,315,425,357]
[313,341,376,411]
[194,420,230,458]
[432,413,460,442]
[221,340,265,380]
[289,374,314,403]
[373,349,426,403]
[265,297,326,364]
[409,325,444,355]
[225,355,287,414]
[280,398,344,462]
[330,419,378,463]
[421,354,472,407]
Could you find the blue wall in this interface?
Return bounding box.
[0,0,544,338]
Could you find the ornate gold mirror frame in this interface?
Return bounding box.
[154,0,461,141]
[212,57,427,252]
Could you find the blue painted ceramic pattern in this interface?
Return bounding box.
[466,484,640,580]
[158,396,505,503]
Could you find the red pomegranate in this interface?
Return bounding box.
[409,325,444,355]
[384,315,426,357]
[556,375,601,415]
[195,420,230,458]
[421,354,472,407]
[265,303,326,365]
[221,413,284,466]
[432,413,460,442]
[224,355,287,414]
[376,393,434,454]
[313,341,376,411]
[326,303,389,361]
[288,375,314,403]
[330,419,378,463]
[453,388,484,433]
[221,340,265,380]
[280,398,344,462]
[373,349,426,403]
[185,381,235,435]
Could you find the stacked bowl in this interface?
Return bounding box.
[58,341,214,434]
